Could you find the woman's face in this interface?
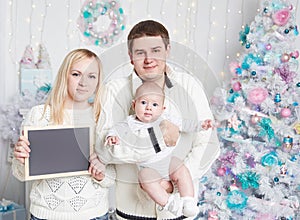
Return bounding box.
[66,57,99,107]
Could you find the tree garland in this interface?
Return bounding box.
[77,0,126,47]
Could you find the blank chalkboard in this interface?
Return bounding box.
[23,125,92,180]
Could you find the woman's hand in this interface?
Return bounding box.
[14,136,31,164]
[160,120,179,146]
[89,153,106,181]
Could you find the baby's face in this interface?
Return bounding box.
[133,94,165,123]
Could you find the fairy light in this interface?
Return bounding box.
[184,0,192,46]
[6,0,20,101]
[160,0,165,15]
[66,0,71,50]
[206,0,213,60]
[29,0,35,45]
[40,0,49,43]
[146,0,152,18]
[8,0,19,80]
[174,0,181,39]
[222,0,230,76]
[77,0,84,46]
[295,0,299,20]
[192,0,198,54]
[8,0,15,63]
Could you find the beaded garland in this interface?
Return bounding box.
[77,0,125,47]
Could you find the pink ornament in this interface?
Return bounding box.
[250,115,261,124]
[208,211,218,220]
[265,43,272,50]
[245,152,251,159]
[280,108,291,118]
[255,213,275,220]
[290,50,299,59]
[248,87,268,105]
[232,82,241,91]
[272,8,290,26]
[281,53,290,62]
[217,167,226,176]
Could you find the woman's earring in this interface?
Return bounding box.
[88,94,95,103]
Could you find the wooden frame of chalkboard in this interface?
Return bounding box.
[23,125,92,180]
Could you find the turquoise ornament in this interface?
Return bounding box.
[239,24,250,46]
[258,118,274,140]
[83,10,92,18]
[237,171,260,189]
[274,93,281,103]
[226,190,248,210]
[261,151,278,167]
[294,26,299,36]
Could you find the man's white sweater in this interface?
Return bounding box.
[96,67,220,219]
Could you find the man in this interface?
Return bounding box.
[97,20,220,219]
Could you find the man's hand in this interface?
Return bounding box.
[160,120,179,147]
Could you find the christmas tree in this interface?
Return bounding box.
[20,45,36,69]
[36,43,51,69]
[198,0,300,219]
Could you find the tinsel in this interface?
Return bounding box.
[0,85,50,144]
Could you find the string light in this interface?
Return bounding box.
[222,0,230,79]
[146,0,151,18]
[192,0,198,54]
[29,0,35,45]
[160,0,166,16]
[40,0,49,43]
[66,0,71,50]
[8,0,16,65]
[206,0,213,60]
[6,0,281,96]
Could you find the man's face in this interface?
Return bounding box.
[129,36,170,82]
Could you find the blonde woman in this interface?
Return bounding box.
[13,49,115,220]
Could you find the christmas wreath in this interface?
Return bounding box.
[77,0,125,47]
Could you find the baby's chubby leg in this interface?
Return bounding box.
[169,156,194,197]
[138,168,170,206]
[169,156,198,217]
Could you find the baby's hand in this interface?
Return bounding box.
[201,119,214,130]
[14,136,31,164]
[105,136,120,146]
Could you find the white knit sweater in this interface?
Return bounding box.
[96,66,220,219]
[12,105,115,220]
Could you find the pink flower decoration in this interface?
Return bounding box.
[255,213,275,220]
[248,87,268,105]
[208,210,218,220]
[229,61,240,75]
[228,114,241,131]
[272,8,290,26]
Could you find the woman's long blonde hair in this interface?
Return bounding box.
[43,48,103,124]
